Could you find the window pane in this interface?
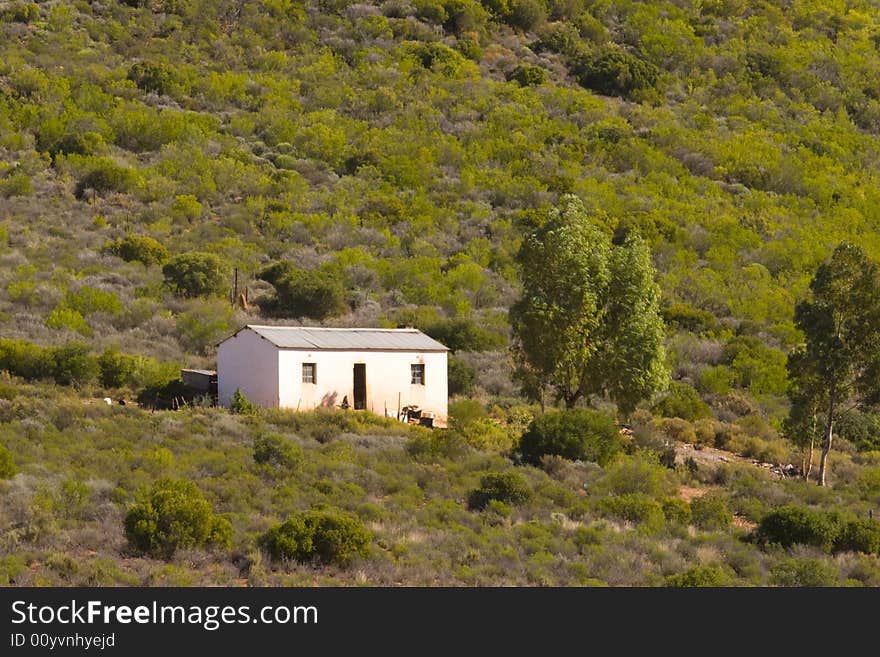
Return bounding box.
[302,363,316,384]
[411,364,424,385]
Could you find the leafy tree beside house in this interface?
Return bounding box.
[786,242,880,486]
[162,252,228,298]
[510,194,668,415]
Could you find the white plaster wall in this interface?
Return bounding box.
[217,328,279,408]
[277,350,448,426]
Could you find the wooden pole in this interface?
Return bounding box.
[232,267,238,307]
[397,392,401,421]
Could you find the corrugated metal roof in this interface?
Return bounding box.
[232,325,448,351]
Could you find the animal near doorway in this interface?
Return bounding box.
[353,363,366,410]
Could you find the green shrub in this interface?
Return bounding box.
[0,443,16,479]
[573,46,659,99]
[259,510,371,566]
[665,565,730,587]
[103,235,169,266]
[597,493,664,529]
[98,347,137,388]
[448,356,477,396]
[508,64,547,87]
[834,519,880,555]
[653,383,712,421]
[662,498,691,524]
[599,455,677,498]
[65,287,123,316]
[170,194,203,223]
[467,471,531,510]
[754,505,839,551]
[405,429,470,462]
[51,343,99,387]
[123,479,232,558]
[254,433,303,473]
[0,173,32,198]
[46,307,92,337]
[519,409,622,466]
[162,252,229,298]
[771,558,839,587]
[74,159,139,198]
[259,263,346,320]
[505,0,546,30]
[127,61,179,96]
[690,493,732,531]
[421,317,505,353]
[231,389,259,415]
[0,338,56,380]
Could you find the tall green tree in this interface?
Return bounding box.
[788,242,880,486]
[510,194,668,414]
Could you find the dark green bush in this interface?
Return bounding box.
[74,159,139,198]
[519,409,622,466]
[448,356,477,396]
[51,343,99,387]
[103,234,169,266]
[98,347,137,388]
[421,317,505,353]
[259,263,346,320]
[467,471,531,510]
[508,64,547,87]
[162,252,229,298]
[754,505,839,551]
[254,433,302,473]
[505,0,546,31]
[653,383,712,421]
[690,493,732,531]
[834,518,880,555]
[259,510,371,566]
[123,479,232,558]
[0,443,16,479]
[573,46,659,99]
[127,61,179,96]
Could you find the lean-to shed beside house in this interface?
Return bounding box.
[217,325,449,427]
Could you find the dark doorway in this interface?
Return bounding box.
[353,363,366,410]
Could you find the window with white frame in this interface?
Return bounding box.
[411,363,425,385]
[302,363,316,384]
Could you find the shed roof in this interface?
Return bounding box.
[225,325,448,352]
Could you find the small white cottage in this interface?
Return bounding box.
[217,325,449,427]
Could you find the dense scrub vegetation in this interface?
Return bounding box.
[1,388,880,586]
[4,1,880,585]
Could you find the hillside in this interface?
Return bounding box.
[2,1,880,585]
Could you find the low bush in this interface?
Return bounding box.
[259,510,371,566]
[597,493,664,530]
[231,389,259,415]
[771,558,839,587]
[102,235,168,266]
[519,409,622,466]
[123,479,232,558]
[754,505,839,551]
[253,433,303,473]
[690,493,732,531]
[665,565,730,587]
[653,383,712,421]
[0,442,16,479]
[467,471,531,510]
[162,252,229,298]
[834,518,880,555]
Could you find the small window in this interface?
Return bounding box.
[411,363,425,385]
[302,363,316,384]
